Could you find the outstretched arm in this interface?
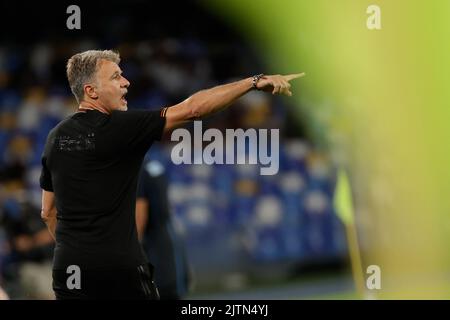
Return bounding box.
[163,73,304,132]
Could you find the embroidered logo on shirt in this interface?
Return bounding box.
[56,133,95,151]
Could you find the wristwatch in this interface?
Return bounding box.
[252,74,264,90]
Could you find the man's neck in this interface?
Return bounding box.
[78,101,110,114]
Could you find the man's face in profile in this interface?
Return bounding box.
[94,59,130,111]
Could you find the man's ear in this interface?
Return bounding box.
[84,84,98,99]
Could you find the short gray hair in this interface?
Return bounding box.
[66,50,121,103]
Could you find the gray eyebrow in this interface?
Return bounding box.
[110,70,122,79]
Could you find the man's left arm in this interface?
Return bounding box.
[163,73,305,131]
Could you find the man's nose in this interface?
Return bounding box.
[122,77,130,88]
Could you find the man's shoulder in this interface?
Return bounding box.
[43,113,88,146]
[47,115,75,136]
[109,109,163,129]
[111,109,161,118]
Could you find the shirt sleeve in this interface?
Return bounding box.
[137,167,148,198]
[111,109,166,154]
[39,130,54,192]
[39,155,53,192]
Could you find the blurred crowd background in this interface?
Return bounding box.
[0,0,350,299]
[2,0,449,300]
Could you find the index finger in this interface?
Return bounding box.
[284,73,306,81]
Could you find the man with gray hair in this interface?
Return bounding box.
[40,49,303,299]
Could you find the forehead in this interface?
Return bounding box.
[97,59,121,75]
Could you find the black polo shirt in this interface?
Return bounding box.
[40,109,166,271]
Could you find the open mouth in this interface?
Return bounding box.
[121,92,127,104]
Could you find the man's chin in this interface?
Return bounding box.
[118,103,128,111]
